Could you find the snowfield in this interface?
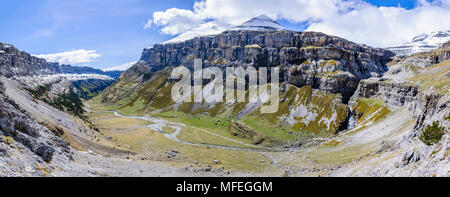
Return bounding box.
[387,30,450,56]
[230,15,285,31]
[15,74,113,89]
[163,22,230,44]
[161,15,285,45]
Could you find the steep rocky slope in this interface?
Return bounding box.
[0,80,77,176]
[0,42,118,116]
[0,81,67,163]
[338,42,449,176]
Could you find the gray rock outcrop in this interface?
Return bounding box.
[0,43,60,77]
[0,81,70,163]
[349,78,420,109]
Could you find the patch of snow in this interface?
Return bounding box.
[230,15,285,31]
[16,74,113,89]
[387,30,450,56]
[163,22,231,44]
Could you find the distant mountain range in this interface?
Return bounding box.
[59,64,122,79]
[0,42,123,80]
[386,30,450,56]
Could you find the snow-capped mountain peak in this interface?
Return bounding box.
[160,15,285,45]
[387,30,450,56]
[230,15,286,31]
[163,22,231,44]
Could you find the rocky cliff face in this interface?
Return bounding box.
[0,43,60,77]
[138,30,393,101]
[350,78,420,109]
[344,42,449,176]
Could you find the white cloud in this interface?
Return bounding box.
[35,49,101,65]
[152,8,204,35]
[144,18,153,29]
[146,0,450,47]
[101,61,137,72]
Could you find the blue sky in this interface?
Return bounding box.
[365,0,418,8]
[0,0,193,69]
[0,0,448,70]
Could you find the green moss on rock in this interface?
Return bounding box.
[353,98,390,125]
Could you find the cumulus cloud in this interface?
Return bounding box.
[152,8,204,35]
[35,49,101,65]
[145,0,450,47]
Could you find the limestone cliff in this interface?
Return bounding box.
[138,30,393,101]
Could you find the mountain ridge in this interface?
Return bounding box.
[386,30,450,57]
[161,15,286,45]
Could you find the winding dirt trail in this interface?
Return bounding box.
[85,104,305,172]
[109,111,289,152]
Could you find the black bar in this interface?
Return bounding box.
[0,177,447,196]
